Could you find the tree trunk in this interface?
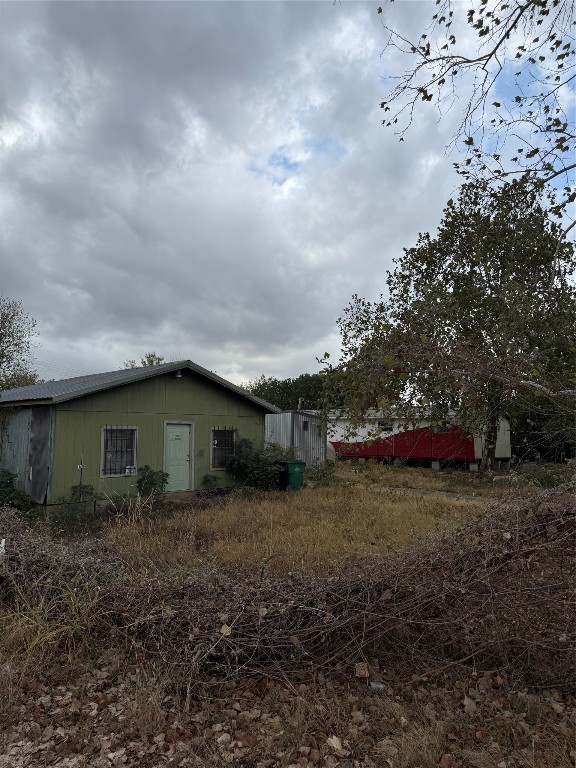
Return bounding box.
[481,400,499,472]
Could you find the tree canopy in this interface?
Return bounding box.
[245,373,327,411]
[325,179,576,466]
[124,352,165,369]
[0,297,39,391]
[378,0,575,228]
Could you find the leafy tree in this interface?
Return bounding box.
[507,391,575,462]
[378,0,575,227]
[246,372,327,411]
[0,297,39,390]
[325,179,576,468]
[124,352,165,369]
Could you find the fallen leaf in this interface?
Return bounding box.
[354,662,369,679]
[350,710,365,725]
[376,739,398,757]
[326,734,350,757]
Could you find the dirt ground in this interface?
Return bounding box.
[2,655,575,768]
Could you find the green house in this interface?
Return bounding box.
[0,360,280,504]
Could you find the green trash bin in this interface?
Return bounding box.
[284,460,306,490]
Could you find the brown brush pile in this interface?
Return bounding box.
[0,478,574,692]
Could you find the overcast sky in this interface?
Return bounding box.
[0,1,471,385]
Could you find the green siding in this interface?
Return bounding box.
[49,370,267,502]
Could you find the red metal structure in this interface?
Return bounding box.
[327,413,511,467]
[331,425,476,463]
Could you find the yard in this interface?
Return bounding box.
[107,484,485,576]
[105,460,571,578]
[0,465,574,767]
[333,460,570,499]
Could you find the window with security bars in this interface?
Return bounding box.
[211,427,235,470]
[102,427,137,476]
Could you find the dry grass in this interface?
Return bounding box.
[107,486,484,576]
[123,668,176,738]
[0,572,102,675]
[0,656,20,729]
[336,460,558,499]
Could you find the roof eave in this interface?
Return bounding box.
[0,360,282,413]
[0,398,54,408]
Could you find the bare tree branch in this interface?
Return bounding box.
[378,0,575,220]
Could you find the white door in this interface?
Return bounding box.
[164,423,193,491]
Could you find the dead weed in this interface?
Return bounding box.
[107,486,483,576]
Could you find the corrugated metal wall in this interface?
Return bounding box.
[0,406,54,503]
[265,412,293,451]
[28,406,53,503]
[265,411,326,466]
[0,408,32,493]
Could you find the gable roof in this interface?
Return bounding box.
[0,360,281,413]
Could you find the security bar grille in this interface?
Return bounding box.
[211,427,235,469]
[102,427,136,475]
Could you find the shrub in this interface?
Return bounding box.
[226,438,287,490]
[0,470,42,521]
[304,461,344,487]
[201,474,219,491]
[136,465,169,496]
[69,483,100,502]
[517,461,574,488]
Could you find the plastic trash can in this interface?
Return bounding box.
[277,460,306,490]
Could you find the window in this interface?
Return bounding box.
[302,420,309,432]
[378,421,393,433]
[211,427,235,470]
[101,427,137,476]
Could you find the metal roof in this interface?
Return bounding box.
[0,360,281,413]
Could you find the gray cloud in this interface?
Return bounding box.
[0,1,466,383]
